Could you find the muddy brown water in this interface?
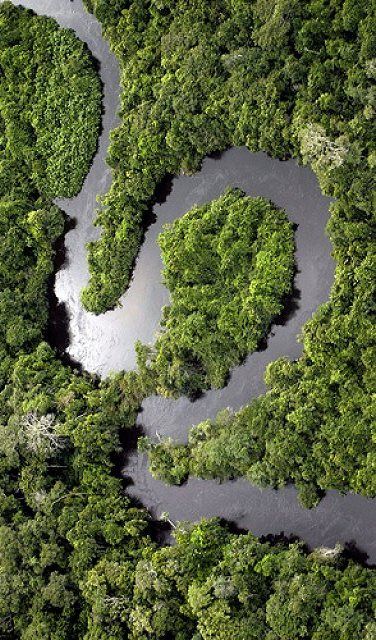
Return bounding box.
[8,0,376,563]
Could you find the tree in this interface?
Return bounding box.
[20,413,65,456]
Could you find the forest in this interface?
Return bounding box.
[81,0,375,507]
[142,188,294,397]
[0,0,101,385]
[0,0,375,638]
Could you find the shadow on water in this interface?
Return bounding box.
[115,424,144,485]
[19,0,376,565]
[112,423,177,546]
[257,278,301,353]
[154,174,174,206]
[140,174,175,244]
[265,223,301,334]
[120,174,174,296]
[343,542,375,569]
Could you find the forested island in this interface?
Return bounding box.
[0,0,375,638]
[141,188,295,396]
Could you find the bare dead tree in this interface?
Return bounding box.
[160,511,176,529]
[300,123,349,170]
[21,412,65,455]
[314,544,343,561]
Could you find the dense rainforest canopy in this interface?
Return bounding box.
[79,0,376,507]
[0,0,101,385]
[144,188,294,396]
[0,0,375,638]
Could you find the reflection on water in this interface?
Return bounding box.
[13,0,376,564]
[55,148,333,378]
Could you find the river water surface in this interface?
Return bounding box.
[9,0,376,564]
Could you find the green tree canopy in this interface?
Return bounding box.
[147,188,294,396]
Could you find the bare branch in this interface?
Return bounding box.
[21,412,65,455]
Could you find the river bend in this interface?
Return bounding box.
[9,0,376,564]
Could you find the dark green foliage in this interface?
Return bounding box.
[0,5,134,637]
[0,197,64,387]
[107,0,376,503]
[127,519,376,640]
[0,1,375,637]
[147,188,294,396]
[145,314,375,506]
[81,0,295,313]
[0,342,152,638]
[139,435,189,485]
[0,1,101,385]
[0,1,101,197]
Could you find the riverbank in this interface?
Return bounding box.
[10,0,376,564]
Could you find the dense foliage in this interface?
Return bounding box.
[0,2,101,197]
[145,188,294,396]
[0,4,150,637]
[0,343,152,638]
[118,520,376,640]
[0,1,101,386]
[77,0,376,506]
[0,1,375,637]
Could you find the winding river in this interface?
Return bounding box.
[9,0,376,564]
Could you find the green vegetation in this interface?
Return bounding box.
[0,0,375,637]
[82,0,376,510]
[0,343,152,638]
[0,196,63,387]
[117,520,376,640]
[0,5,151,636]
[0,1,101,198]
[145,188,294,396]
[79,0,376,506]
[0,1,101,386]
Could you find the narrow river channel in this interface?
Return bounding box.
[9,0,376,564]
